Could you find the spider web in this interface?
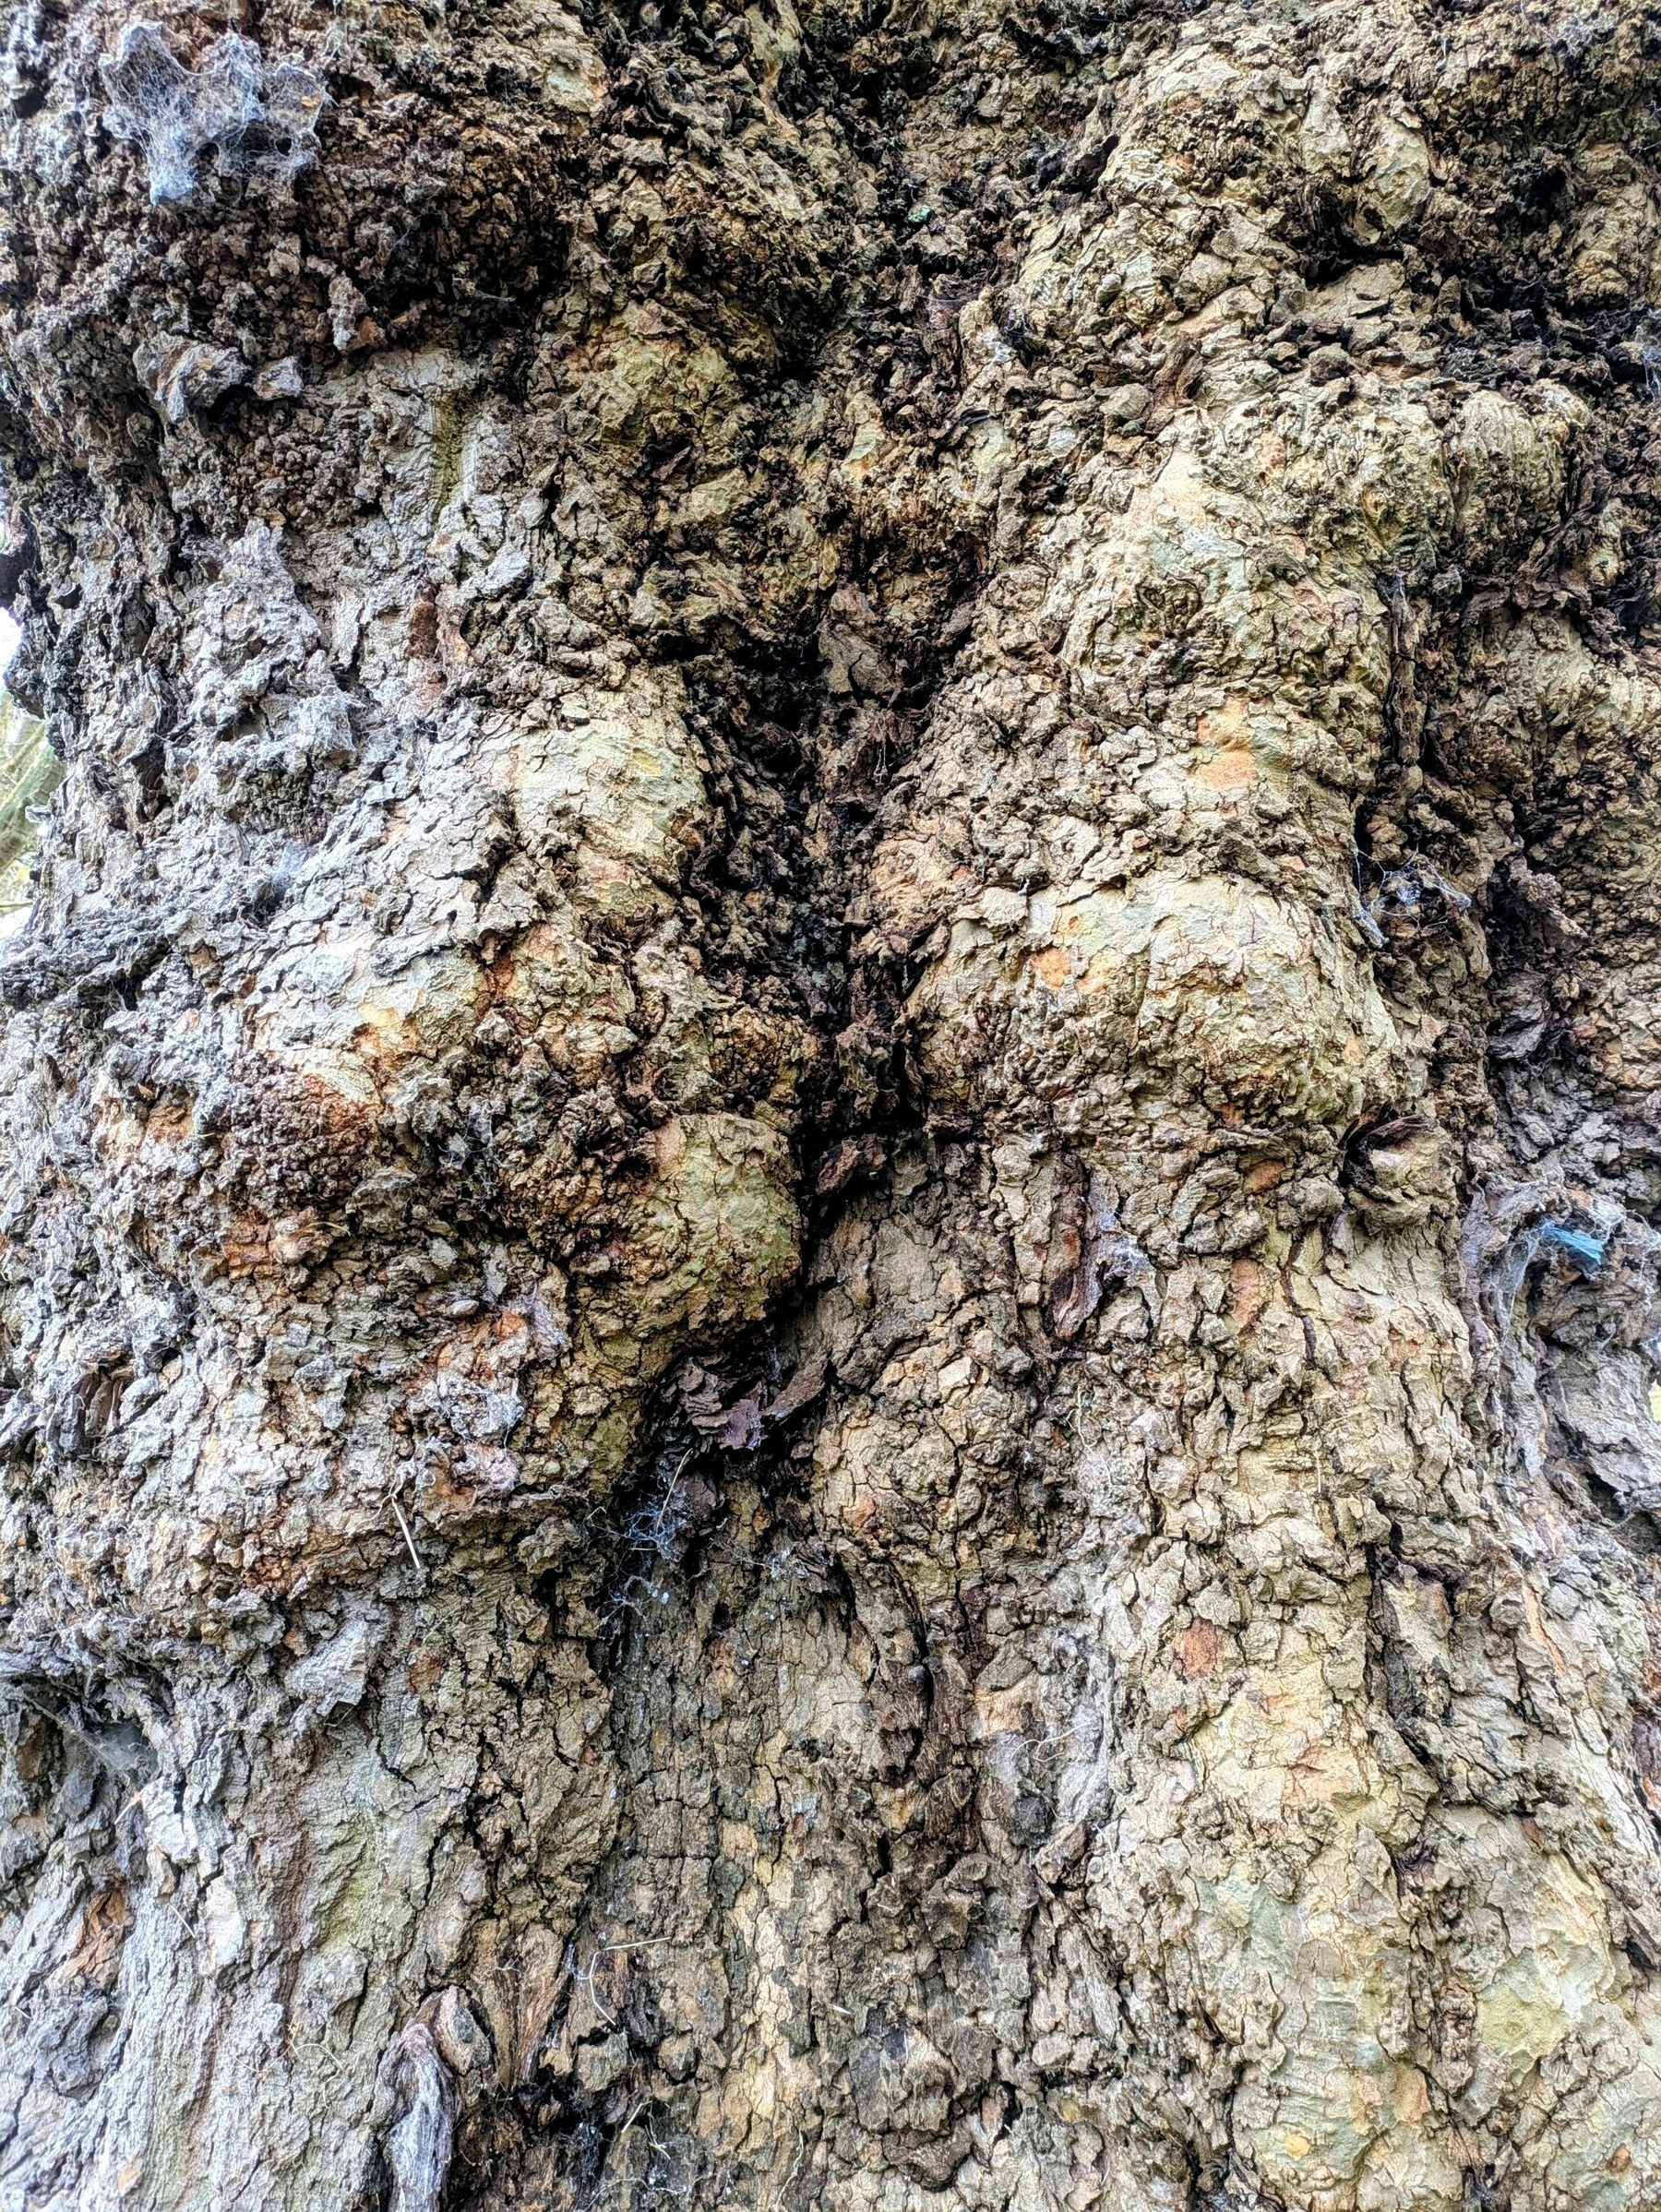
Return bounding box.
[101,22,328,204]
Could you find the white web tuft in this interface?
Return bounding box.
[100,22,328,205]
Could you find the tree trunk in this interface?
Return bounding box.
[3,0,1661,2206]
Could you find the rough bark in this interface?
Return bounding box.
[4,0,1661,2206]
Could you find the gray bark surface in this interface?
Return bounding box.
[3,1,1661,2207]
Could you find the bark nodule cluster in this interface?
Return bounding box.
[4,1,1661,2208]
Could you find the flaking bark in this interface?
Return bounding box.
[4,1,1661,2208]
